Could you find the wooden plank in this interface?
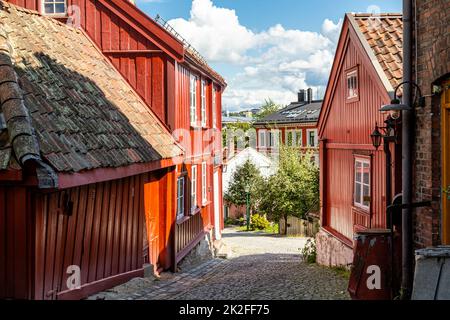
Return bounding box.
[132,175,140,270]
[96,181,110,280]
[88,182,104,283]
[104,180,117,278]
[0,187,5,299]
[72,185,88,283]
[126,176,135,272]
[81,184,96,286]
[112,179,123,275]
[60,187,80,295]
[57,268,144,300]
[119,177,130,274]
[53,191,68,296]
[43,192,59,300]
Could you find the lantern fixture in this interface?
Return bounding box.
[379,81,425,119]
[371,123,383,150]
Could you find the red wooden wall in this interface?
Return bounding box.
[0,186,32,299]
[319,25,397,242]
[34,173,150,300]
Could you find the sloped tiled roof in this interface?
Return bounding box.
[254,101,323,125]
[0,2,182,181]
[352,13,403,90]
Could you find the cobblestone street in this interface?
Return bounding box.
[89,228,350,300]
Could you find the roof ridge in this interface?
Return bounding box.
[351,12,402,18]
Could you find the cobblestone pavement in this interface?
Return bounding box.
[89,228,350,300]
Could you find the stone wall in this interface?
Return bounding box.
[177,232,215,272]
[316,229,353,268]
[412,0,450,248]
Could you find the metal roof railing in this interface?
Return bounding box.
[155,14,209,66]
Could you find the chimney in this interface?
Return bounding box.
[307,88,313,104]
[298,89,306,103]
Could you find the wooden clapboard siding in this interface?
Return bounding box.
[0,186,32,299]
[318,17,400,244]
[32,173,155,300]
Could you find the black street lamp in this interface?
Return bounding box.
[379,81,426,119]
[371,80,428,299]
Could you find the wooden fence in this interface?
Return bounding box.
[174,212,205,265]
[279,215,319,237]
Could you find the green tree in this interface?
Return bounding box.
[257,146,319,235]
[254,99,281,121]
[224,161,264,212]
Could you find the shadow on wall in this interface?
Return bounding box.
[0,50,177,300]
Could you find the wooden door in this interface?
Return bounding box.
[442,80,450,245]
[144,180,160,272]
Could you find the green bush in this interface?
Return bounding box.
[300,238,317,264]
[250,214,271,231]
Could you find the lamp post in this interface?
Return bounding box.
[244,183,251,231]
[372,80,427,299]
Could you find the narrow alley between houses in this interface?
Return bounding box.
[89,228,350,300]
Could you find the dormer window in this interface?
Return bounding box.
[346,68,359,101]
[43,0,67,15]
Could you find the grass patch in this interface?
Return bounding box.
[331,266,351,279]
[237,223,279,234]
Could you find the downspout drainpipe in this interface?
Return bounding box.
[401,0,414,300]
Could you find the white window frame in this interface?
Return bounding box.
[286,130,303,147]
[295,130,303,147]
[202,162,207,205]
[42,0,67,15]
[190,74,198,127]
[354,158,371,210]
[176,177,185,220]
[191,165,198,212]
[269,130,280,148]
[259,130,266,148]
[307,129,318,147]
[212,88,217,129]
[347,69,358,100]
[201,80,207,127]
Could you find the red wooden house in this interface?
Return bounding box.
[7,0,226,277]
[316,13,403,267]
[253,89,322,165]
[0,1,185,299]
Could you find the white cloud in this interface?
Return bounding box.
[169,0,254,63]
[168,0,342,111]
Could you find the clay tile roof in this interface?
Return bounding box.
[0,1,182,183]
[352,13,403,91]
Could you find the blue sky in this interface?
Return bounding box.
[136,0,402,111]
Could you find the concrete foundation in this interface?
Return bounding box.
[316,228,354,268]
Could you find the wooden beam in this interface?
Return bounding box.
[58,156,183,189]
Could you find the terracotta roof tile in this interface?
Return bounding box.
[353,13,403,90]
[0,1,183,176]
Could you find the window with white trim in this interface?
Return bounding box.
[190,74,197,126]
[354,158,371,209]
[212,88,217,129]
[202,162,207,204]
[191,166,198,212]
[43,0,67,15]
[347,69,359,100]
[286,130,303,147]
[307,129,318,147]
[201,80,207,127]
[295,130,303,146]
[268,131,280,147]
[176,177,185,220]
[259,130,266,148]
